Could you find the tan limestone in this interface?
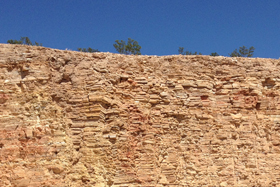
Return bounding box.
[0,44,280,186]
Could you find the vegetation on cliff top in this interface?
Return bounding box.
[113,38,141,55]
[229,46,255,57]
[77,47,100,53]
[178,47,202,55]
[7,37,42,46]
[7,37,255,57]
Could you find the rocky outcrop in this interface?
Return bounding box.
[0,43,280,186]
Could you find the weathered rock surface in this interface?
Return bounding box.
[0,43,280,186]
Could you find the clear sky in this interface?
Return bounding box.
[1,0,279,58]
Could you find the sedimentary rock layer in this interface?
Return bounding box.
[0,43,280,186]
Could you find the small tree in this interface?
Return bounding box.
[78,47,99,53]
[178,47,184,55]
[178,47,202,55]
[113,38,141,55]
[210,52,219,56]
[229,46,255,57]
[34,42,43,46]
[20,37,32,45]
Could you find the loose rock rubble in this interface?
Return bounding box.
[0,43,280,186]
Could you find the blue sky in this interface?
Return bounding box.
[1,0,279,58]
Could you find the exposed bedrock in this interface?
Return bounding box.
[1,44,280,186]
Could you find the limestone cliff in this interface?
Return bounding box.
[0,43,280,186]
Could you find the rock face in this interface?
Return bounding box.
[0,44,280,186]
